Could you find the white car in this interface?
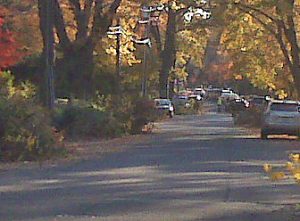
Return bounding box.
[261,100,300,139]
[220,90,239,101]
[194,88,206,98]
[154,99,175,118]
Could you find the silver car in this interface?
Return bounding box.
[261,100,300,139]
[154,99,175,118]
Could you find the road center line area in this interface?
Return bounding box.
[1,111,299,221]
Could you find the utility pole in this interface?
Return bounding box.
[45,0,55,109]
[107,19,123,92]
[116,18,121,80]
[141,7,150,97]
[142,25,149,97]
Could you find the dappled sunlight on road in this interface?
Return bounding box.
[1,112,299,221]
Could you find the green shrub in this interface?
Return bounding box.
[53,94,158,139]
[53,105,124,139]
[93,94,157,135]
[0,72,63,161]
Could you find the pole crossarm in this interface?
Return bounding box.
[131,37,152,48]
[107,25,124,35]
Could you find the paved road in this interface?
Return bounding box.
[1,111,300,221]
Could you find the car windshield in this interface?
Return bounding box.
[270,103,299,112]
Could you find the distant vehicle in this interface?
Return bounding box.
[172,95,191,108]
[261,100,300,139]
[154,99,175,118]
[188,93,202,101]
[194,88,206,98]
[220,89,240,101]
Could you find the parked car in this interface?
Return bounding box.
[261,100,300,139]
[188,93,202,101]
[172,95,191,108]
[154,99,175,118]
[220,89,240,101]
[194,87,206,98]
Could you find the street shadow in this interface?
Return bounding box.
[0,113,299,221]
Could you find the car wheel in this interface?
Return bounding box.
[261,130,268,140]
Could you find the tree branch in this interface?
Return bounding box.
[235,2,296,85]
[235,4,276,36]
[235,2,276,23]
[276,20,293,71]
[53,0,71,50]
[90,0,122,45]
[150,25,162,52]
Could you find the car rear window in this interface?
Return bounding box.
[270,103,299,112]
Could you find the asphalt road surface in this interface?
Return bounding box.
[1,111,300,221]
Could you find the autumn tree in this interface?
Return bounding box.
[144,0,211,98]
[37,0,122,99]
[0,0,42,56]
[230,0,300,98]
[0,7,23,69]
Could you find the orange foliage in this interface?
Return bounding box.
[0,8,23,69]
[207,61,234,84]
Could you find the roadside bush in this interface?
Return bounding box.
[95,94,157,135]
[0,72,63,161]
[131,98,156,134]
[189,99,204,114]
[174,99,203,115]
[54,94,157,139]
[234,109,263,127]
[53,105,124,139]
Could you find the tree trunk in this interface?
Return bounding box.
[286,16,300,97]
[55,40,94,99]
[290,65,300,98]
[38,0,55,108]
[38,0,122,100]
[159,9,176,98]
[276,1,300,97]
[202,27,224,84]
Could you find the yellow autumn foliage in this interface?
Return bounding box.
[270,172,285,181]
[264,153,300,185]
[286,161,294,171]
[294,173,300,183]
[289,153,300,163]
[263,163,272,173]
